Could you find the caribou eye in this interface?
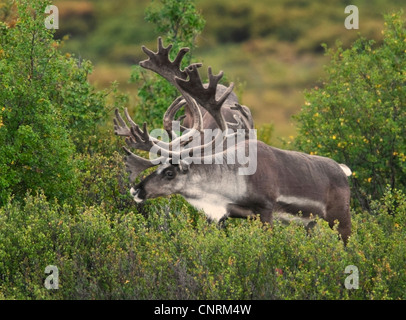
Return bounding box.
[165,170,175,179]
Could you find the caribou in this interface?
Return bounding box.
[114,37,352,243]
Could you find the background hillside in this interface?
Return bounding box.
[54,0,404,146]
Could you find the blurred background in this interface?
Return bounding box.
[54,0,403,146]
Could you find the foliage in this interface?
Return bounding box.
[294,11,406,210]
[145,0,205,46]
[73,151,134,212]
[57,0,404,62]
[0,188,405,299]
[0,0,77,205]
[0,0,120,205]
[129,0,205,128]
[257,123,274,146]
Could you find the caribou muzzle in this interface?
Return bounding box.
[130,186,146,203]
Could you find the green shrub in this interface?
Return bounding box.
[294,11,406,210]
[1,188,404,299]
[74,151,134,213]
[0,0,77,205]
[0,0,119,205]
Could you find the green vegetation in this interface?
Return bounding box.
[294,12,406,211]
[0,0,405,300]
[1,188,405,299]
[0,0,77,205]
[0,0,124,206]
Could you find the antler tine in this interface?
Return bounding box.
[139,36,190,85]
[114,108,131,137]
[114,108,140,136]
[139,37,209,137]
[127,122,155,152]
[124,108,137,128]
[123,146,166,183]
[115,101,204,160]
[176,65,234,132]
[114,108,153,152]
[208,67,235,109]
[116,108,170,179]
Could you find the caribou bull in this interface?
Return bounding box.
[114,38,352,243]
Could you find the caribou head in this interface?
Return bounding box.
[115,37,352,243]
[114,37,256,219]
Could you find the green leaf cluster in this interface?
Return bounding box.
[0,0,115,205]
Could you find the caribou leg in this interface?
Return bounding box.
[226,204,256,219]
[226,203,274,226]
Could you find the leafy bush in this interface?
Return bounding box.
[74,151,134,212]
[294,12,406,210]
[0,0,77,205]
[0,188,405,299]
[0,0,118,205]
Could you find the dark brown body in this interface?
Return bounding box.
[229,142,351,242]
